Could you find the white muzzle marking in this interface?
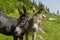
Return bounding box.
[15,27,22,36]
[33,24,38,31]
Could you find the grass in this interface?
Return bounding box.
[41,13,60,40]
[0,10,60,40]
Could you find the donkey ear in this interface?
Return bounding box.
[23,6,27,13]
[39,4,44,12]
[18,6,23,15]
[32,6,36,13]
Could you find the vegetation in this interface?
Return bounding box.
[0,0,34,14]
[0,0,60,40]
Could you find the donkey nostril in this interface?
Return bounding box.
[39,18,41,20]
[14,30,17,34]
[14,30,16,33]
[15,31,17,35]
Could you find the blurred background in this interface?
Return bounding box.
[0,0,60,40]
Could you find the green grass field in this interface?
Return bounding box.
[0,10,60,40]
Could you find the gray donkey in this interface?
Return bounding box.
[14,6,29,40]
[25,4,45,40]
[0,6,29,40]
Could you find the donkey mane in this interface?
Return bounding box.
[0,11,17,19]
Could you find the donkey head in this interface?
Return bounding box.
[15,6,29,36]
[32,4,44,24]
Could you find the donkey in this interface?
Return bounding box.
[14,6,29,40]
[25,4,45,40]
[0,6,29,40]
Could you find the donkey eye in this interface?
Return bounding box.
[21,20,25,24]
[39,18,41,20]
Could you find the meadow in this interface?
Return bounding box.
[0,10,60,40]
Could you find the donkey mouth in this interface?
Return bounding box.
[14,27,22,36]
[14,27,25,36]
